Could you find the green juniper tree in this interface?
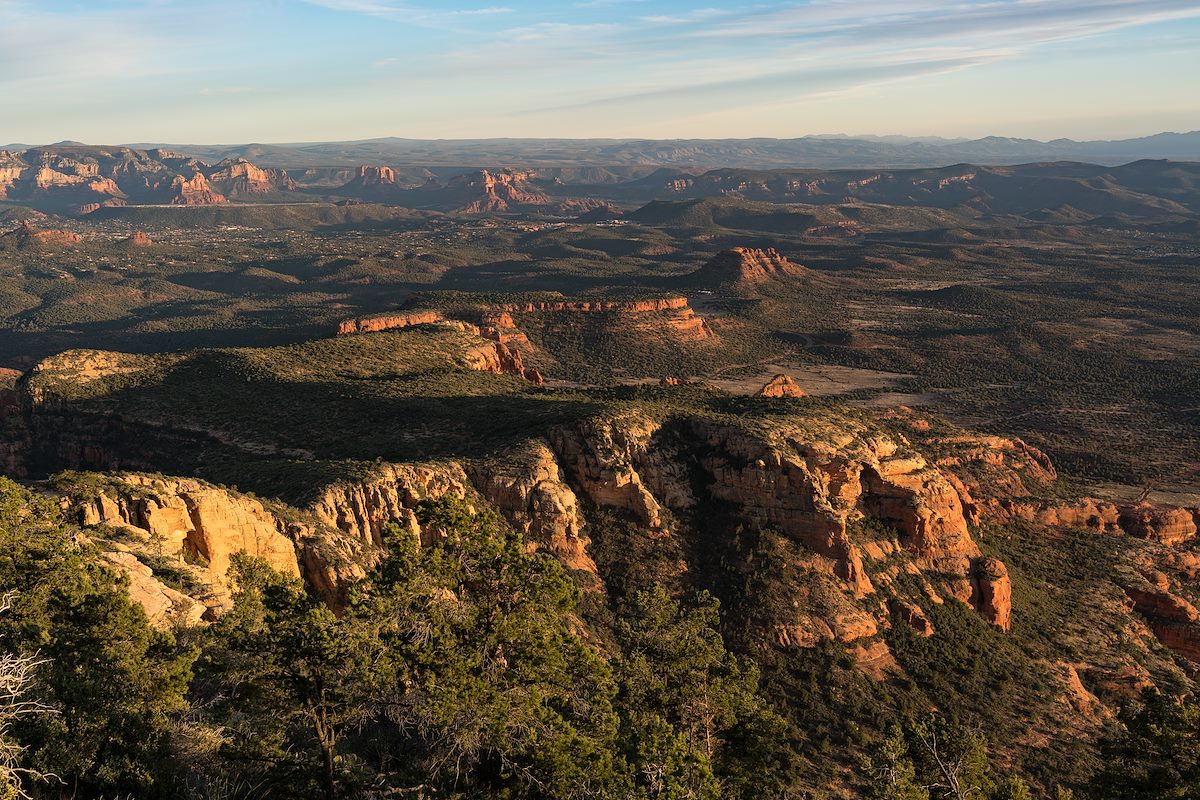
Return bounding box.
[860,715,1033,800]
[613,584,785,800]
[1090,689,1200,800]
[0,478,195,799]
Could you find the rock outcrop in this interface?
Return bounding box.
[462,338,543,384]
[333,313,543,383]
[970,558,1012,632]
[915,423,1199,546]
[337,310,443,335]
[311,462,474,547]
[1119,504,1198,545]
[168,172,227,205]
[103,550,207,628]
[758,374,807,398]
[30,346,1200,674]
[77,474,301,581]
[206,158,296,196]
[500,296,715,344]
[468,444,596,575]
[497,297,694,314]
[1119,569,1200,664]
[335,297,714,353]
[337,165,401,197]
[61,474,316,625]
[548,411,1007,633]
[0,221,82,248]
[689,247,814,287]
[0,146,295,212]
[452,169,551,213]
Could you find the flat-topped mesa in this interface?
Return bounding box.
[332,311,543,384]
[124,231,153,247]
[500,296,715,343]
[336,310,444,336]
[496,297,692,313]
[692,246,813,287]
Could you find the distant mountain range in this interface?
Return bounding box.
[83,131,1200,169]
[3,142,1199,220]
[0,145,297,214]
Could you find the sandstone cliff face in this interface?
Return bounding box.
[62,471,385,619]
[0,153,23,198]
[168,172,227,205]
[78,474,301,581]
[205,158,296,196]
[337,310,443,335]
[549,413,674,532]
[1119,504,1198,545]
[310,462,473,547]
[332,315,543,383]
[103,550,208,628]
[478,311,536,352]
[453,168,550,213]
[63,474,312,627]
[307,452,599,576]
[335,299,714,361]
[468,443,596,574]
[34,349,1200,677]
[497,297,693,314]
[0,146,299,212]
[970,558,1012,632]
[1118,568,1200,664]
[547,411,1007,635]
[983,499,1199,544]
[337,165,401,197]
[354,166,397,186]
[461,338,544,384]
[904,420,1200,547]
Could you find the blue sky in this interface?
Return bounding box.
[3,0,1199,144]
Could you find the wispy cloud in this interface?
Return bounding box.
[0,0,212,85]
[299,0,511,24]
[298,0,411,17]
[199,86,256,96]
[440,0,1200,121]
[3,0,1198,142]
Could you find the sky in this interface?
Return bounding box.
[2,0,1199,144]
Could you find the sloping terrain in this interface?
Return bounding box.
[3,325,1200,795]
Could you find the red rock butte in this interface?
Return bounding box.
[757,374,807,398]
[454,168,550,213]
[348,165,397,187]
[1,220,82,247]
[693,246,813,287]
